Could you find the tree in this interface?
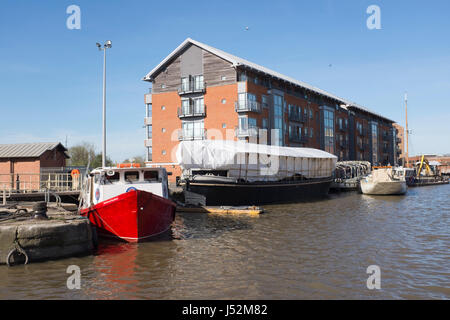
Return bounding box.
[122,156,145,166]
[68,142,114,168]
[68,142,96,167]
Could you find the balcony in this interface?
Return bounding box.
[235,100,261,113]
[144,117,152,125]
[396,137,402,144]
[235,126,259,138]
[289,134,308,144]
[288,112,306,123]
[178,81,206,95]
[178,128,207,141]
[177,105,207,118]
[144,139,152,147]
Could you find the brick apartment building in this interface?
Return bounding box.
[142,38,399,182]
[393,123,405,165]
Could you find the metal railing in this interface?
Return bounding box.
[289,134,308,144]
[178,81,206,95]
[235,126,259,138]
[288,112,306,123]
[178,128,207,141]
[177,105,207,118]
[0,173,82,194]
[235,100,261,113]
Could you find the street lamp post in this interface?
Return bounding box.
[96,40,112,168]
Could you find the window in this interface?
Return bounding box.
[124,171,140,183]
[147,125,152,138]
[193,75,204,90]
[181,99,190,114]
[182,120,205,139]
[161,105,166,110]
[161,128,166,133]
[221,76,227,81]
[181,77,189,91]
[310,128,313,138]
[323,109,335,154]
[161,84,166,89]
[147,104,152,117]
[221,99,226,104]
[309,108,313,119]
[262,118,268,129]
[273,94,284,146]
[372,122,378,164]
[262,95,268,108]
[238,72,247,82]
[105,171,120,183]
[144,171,158,181]
[193,97,204,114]
[162,150,166,155]
[222,123,226,128]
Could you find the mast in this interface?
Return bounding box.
[405,92,409,168]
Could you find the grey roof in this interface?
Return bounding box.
[0,142,68,159]
[143,38,394,123]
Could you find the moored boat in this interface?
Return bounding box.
[177,140,337,206]
[360,167,407,195]
[79,165,176,242]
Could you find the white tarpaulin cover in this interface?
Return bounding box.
[176,140,337,182]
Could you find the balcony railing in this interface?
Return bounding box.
[235,126,259,138]
[288,112,306,123]
[177,105,207,118]
[178,82,206,95]
[289,134,308,144]
[235,100,261,113]
[178,128,207,141]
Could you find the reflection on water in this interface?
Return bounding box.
[0,185,449,299]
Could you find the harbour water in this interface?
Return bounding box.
[0,185,449,299]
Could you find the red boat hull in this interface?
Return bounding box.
[80,190,176,243]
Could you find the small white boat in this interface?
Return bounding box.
[360,167,407,195]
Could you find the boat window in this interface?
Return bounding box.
[105,171,120,183]
[144,170,159,181]
[124,171,140,183]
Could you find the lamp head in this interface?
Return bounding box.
[105,40,112,48]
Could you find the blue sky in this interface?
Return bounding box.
[0,0,449,161]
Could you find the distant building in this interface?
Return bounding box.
[0,142,69,190]
[143,38,397,182]
[407,155,450,175]
[393,123,405,165]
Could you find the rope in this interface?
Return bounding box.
[0,208,31,223]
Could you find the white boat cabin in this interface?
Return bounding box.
[81,165,170,208]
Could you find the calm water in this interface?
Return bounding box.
[1,185,449,299]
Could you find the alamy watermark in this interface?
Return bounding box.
[66,265,81,290]
[366,5,381,30]
[66,5,81,30]
[366,265,381,290]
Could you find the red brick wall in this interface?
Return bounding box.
[39,149,67,167]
